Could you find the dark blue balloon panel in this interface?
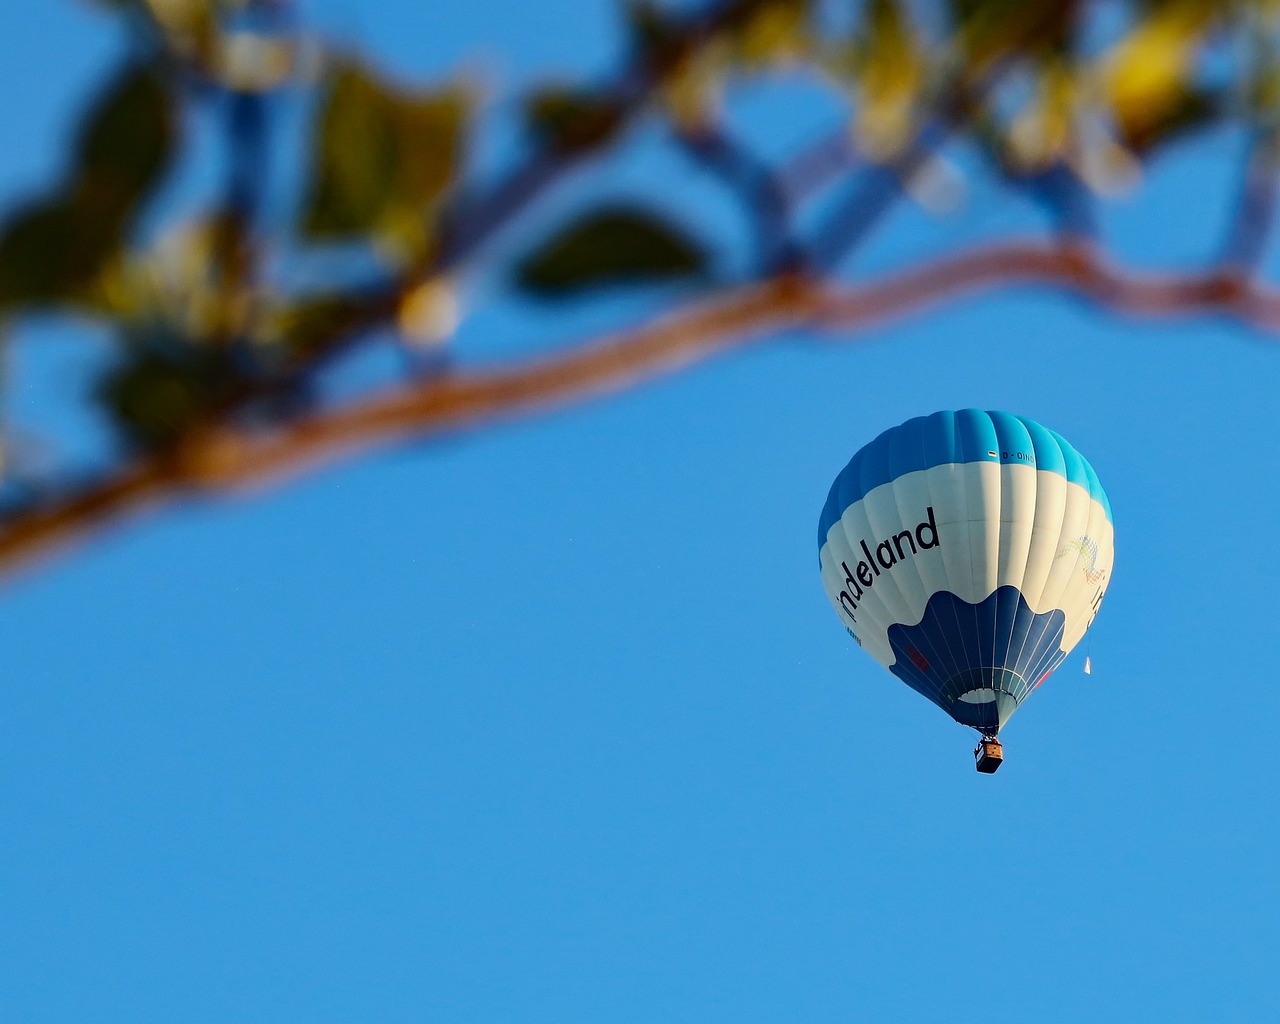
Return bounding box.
[885,586,1068,734]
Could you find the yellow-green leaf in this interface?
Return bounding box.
[1007,59,1077,170]
[301,60,466,247]
[1117,86,1220,154]
[852,0,923,159]
[734,0,811,68]
[1103,3,1214,144]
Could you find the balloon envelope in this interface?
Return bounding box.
[817,410,1114,734]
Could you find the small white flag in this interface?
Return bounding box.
[1084,656,1092,675]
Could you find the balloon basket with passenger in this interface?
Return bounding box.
[973,735,1003,773]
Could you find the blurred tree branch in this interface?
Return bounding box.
[4,238,1279,581]
[1,0,1279,581]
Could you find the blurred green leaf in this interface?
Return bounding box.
[626,0,687,65]
[273,292,392,362]
[1103,2,1215,148]
[0,198,115,308]
[300,63,442,237]
[947,0,1075,67]
[732,0,811,67]
[850,0,923,159]
[526,88,627,153]
[302,60,466,246]
[74,63,175,217]
[660,42,730,132]
[515,206,708,295]
[1117,86,1220,153]
[98,335,247,450]
[0,64,174,311]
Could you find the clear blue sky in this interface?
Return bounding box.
[1,3,1277,1022]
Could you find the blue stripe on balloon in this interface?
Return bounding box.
[1021,417,1066,477]
[817,410,1112,554]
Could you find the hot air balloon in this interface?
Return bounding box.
[817,410,1114,772]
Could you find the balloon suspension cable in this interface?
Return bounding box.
[974,734,1003,774]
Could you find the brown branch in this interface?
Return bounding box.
[813,242,1280,326]
[3,240,1279,584]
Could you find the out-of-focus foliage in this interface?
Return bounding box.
[93,0,302,88]
[1104,3,1220,150]
[98,332,249,449]
[526,88,629,153]
[0,64,174,311]
[301,59,467,257]
[731,0,812,66]
[1,0,1277,471]
[516,207,708,294]
[843,0,925,159]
